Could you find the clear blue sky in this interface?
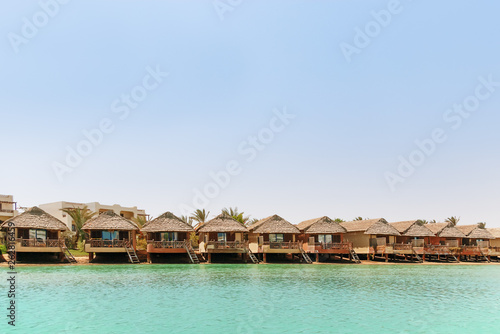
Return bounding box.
[1,0,499,227]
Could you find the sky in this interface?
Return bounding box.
[1,0,499,227]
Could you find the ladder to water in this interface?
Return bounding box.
[412,249,423,263]
[125,243,140,264]
[350,249,361,264]
[61,243,77,263]
[246,248,259,264]
[184,242,200,264]
[300,248,313,264]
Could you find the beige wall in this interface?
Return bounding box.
[39,201,147,230]
[491,239,500,247]
[0,194,17,222]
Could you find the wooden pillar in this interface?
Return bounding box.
[88,252,94,261]
[263,253,267,263]
[208,253,212,263]
[315,253,319,262]
[385,254,388,262]
[147,252,151,264]
[132,231,137,249]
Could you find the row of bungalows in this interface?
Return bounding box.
[2,207,500,264]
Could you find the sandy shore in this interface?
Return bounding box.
[1,257,499,267]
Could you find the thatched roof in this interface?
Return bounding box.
[390,220,435,237]
[297,216,346,234]
[248,215,300,234]
[340,218,400,236]
[487,228,500,239]
[141,212,193,233]
[196,214,247,233]
[0,206,68,231]
[82,210,139,231]
[426,223,465,238]
[456,225,494,239]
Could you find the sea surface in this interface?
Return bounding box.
[1,264,500,333]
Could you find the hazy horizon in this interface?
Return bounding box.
[1,1,499,227]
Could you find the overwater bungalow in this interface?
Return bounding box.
[389,220,435,262]
[297,216,357,263]
[196,214,253,263]
[82,210,140,263]
[247,215,311,263]
[0,207,75,262]
[340,218,400,261]
[141,211,197,264]
[456,225,494,262]
[425,223,465,262]
[487,228,500,260]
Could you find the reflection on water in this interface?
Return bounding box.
[2,265,500,333]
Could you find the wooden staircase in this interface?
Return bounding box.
[125,242,140,264]
[350,249,361,264]
[412,248,423,263]
[246,248,259,264]
[184,242,200,264]
[61,242,77,263]
[300,247,313,264]
[479,248,490,263]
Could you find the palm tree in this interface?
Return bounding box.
[445,216,460,226]
[334,218,345,223]
[132,215,152,228]
[61,206,96,246]
[477,222,486,229]
[353,217,364,221]
[191,209,210,225]
[221,207,252,225]
[180,215,193,225]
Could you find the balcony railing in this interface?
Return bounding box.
[207,241,249,249]
[17,238,63,248]
[148,240,186,249]
[87,239,128,248]
[393,243,413,251]
[0,209,15,213]
[315,242,352,250]
[264,241,302,249]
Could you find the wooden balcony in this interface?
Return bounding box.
[206,241,248,253]
[84,239,131,253]
[14,238,64,252]
[147,240,188,253]
[262,241,302,254]
[310,242,352,254]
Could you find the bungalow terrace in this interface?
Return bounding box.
[247,215,311,263]
[340,218,400,261]
[196,214,255,263]
[83,210,140,263]
[297,216,358,263]
[141,211,197,264]
[425,223,465,262]
[487,228,500,260]
[389,220,435,262]
[0,207,75,263]
[456,225,493,262]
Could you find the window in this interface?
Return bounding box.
[269,234,284,242]
[318,235,333,244]
[162,232,178,241]
[217,233,227,242]
[102,231,119,240]
[29,229,47,241]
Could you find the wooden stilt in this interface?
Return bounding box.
[315,253,319,263]
[263,253,267,263]
[208,253,212,263]
[88,252,94,261]
[147,253,151,264]
[385,254,388,262]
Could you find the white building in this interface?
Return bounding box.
[0,194,18,224]
[39,201,148,231]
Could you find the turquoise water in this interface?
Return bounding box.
[1,264,500,333]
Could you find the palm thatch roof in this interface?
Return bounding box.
[425,222,465,238]
[487,228,500,239]
[390,220,435,237]
[82,210,139,231]
[141,212,193,233]
[248,215,300,234]
[340,218,400,236]
[456,225,494,239]
[196,214,247,233]
[0,206,68,231]
[297,216,346,234]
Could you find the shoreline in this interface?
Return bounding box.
[1,257,499,268]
